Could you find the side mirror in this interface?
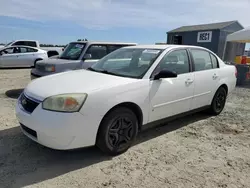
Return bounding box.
[83,53,92,60]
[153,69,177,80]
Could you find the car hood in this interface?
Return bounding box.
[37,58,80,65]
[24,69,138,101]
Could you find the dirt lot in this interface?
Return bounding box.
[0,69,250,188]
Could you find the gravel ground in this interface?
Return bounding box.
[0,69,250,188]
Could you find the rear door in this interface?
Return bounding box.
[189,48,220,110]
[17,47,36,67]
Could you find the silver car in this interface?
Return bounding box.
[30,41,137,80]
[0,46,48,68]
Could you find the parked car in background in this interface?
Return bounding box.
[2,40,61,57]
[0,46,48,68]
[30,41,137,80]
[16,44,237,155]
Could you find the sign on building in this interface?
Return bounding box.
[197,31,212,43]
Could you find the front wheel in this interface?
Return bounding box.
[96,107,138,156]
[208,87,227,115]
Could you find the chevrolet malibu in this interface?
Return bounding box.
[16,45,237,155]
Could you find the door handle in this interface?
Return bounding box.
[185,78,194,84]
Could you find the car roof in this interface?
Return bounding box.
[1,45,42,51]
[4,45,40,49]
[122,44,211,50]
[70,41,137,45]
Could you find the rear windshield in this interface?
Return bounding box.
[59,43,86,60]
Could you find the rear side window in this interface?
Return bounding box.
[86,45,107,59]
[210,53,219,68]
[27,47,38,52]
[19,47,28,53]
[190,49,213,71]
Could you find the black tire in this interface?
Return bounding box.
[96,107,138,156]
[208,87,227,115]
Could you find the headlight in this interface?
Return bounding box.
[45,65,55,72]
[42,93,87,112]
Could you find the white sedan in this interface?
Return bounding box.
[15,45,237,155]
[0,46,48,68]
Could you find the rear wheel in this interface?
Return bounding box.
[96,107,138,156]
[208,87,227,115]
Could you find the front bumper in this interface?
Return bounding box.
[15,93,103,150]
[30,68,56,80]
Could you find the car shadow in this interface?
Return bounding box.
[0,112,209,188]
[5,88,24,99]
[237,81,250,89]
[0,67,31,70]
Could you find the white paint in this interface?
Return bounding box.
[15,44,237,150]
[0,46,48,68]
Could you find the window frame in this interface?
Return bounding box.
[209,53,219,69]
[150,48,192,79]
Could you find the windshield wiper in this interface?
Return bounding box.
[87,67,98,72]
[87,67,120,76]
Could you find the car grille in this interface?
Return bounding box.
[20,124,37,138]
[36,64,45,71]
[19,93,40,113]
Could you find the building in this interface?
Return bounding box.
[244,49,250,57]
[166,20,245,59]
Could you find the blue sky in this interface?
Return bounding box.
[0,0,250,48]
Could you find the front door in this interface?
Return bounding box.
[189,48,220,110]
[149,49,195,122]
[0,47,19,67]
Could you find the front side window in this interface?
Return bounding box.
[152,49,190,76]
[59,42,86,60]
[0,47,18,54]
[191,49,213,71]
[85,45,107,59]
[4,41,13,47]
[13,41,25,46]
[90,48,163,78]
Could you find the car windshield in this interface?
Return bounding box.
[89,47,163,78]
[4,41,13,47]
[59,42,86,60]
